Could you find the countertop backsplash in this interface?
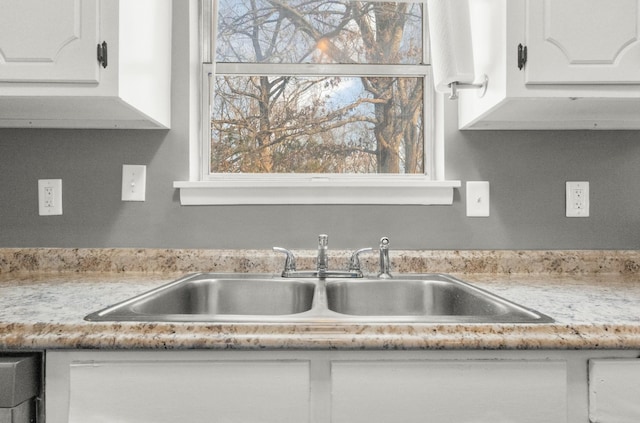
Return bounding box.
[1,248,640,276]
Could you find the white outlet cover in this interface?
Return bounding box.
[566,181,589,217]
[38,179,62,216]
[466,181,490,217]
[121,165,147,202]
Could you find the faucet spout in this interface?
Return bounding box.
[317,234,329,273]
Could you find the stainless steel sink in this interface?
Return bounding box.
[327,279,508,316]
[85,274,316,322]
[85,273,553,323]
[325,276,552,322]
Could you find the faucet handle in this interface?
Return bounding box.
[349,247,373,275]
[273,247,296,276]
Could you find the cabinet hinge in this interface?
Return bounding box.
[97,41,108,68]
[517,43,527,70]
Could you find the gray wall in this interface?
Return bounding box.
[1,3,639,251]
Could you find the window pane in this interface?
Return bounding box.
[216,0,423,65]
[211,75,424,174]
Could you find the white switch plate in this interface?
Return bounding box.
[466,181,490,217]
[566,181,589,217]
[121,165,146,202]
[38,179,62,216]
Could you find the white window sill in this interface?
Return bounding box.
[173,177,460,205]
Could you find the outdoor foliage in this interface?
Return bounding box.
[211,0,425,174]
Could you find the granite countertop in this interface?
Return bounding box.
[0,269,638,351]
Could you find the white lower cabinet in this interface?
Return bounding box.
[589,359,640,423]
[45,350,640,423]
[331,360,567,423]
[46,351,310,423]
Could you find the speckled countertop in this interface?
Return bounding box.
[0,249,639,351]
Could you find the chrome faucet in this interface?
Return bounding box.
[349,247,374,277]
[272,247,296,275]
[273,234,373,278]
[378,237,392,279]
[317,234,329,273]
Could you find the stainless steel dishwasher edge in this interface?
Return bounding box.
[0,354,42,423]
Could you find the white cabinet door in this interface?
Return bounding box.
[46,352,310,423]
[0,0,171,128]
[526,0,640,84]
[0,0,99,83]
[331,360,567,423]
[589,359,640,423]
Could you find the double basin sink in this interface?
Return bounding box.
[85,273,553,323]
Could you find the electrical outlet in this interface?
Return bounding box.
[38,179,62,216]
[566,181,589,217]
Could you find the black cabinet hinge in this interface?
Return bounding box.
[97,41,108,68]
[517,43,527,70]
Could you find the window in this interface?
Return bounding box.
[174,0,460,205]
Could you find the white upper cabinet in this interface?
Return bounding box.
[0,0,99,83]
[526,0,640,84]
[458,0,640,130]
[0,0,172,129]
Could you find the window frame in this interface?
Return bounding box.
[173,0,460,205]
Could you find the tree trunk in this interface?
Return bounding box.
[256,76,274,172]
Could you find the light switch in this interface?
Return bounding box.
[466,181,490,217]
[121,165,146,202]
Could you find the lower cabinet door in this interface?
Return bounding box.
[331,360,567,423]
[47,352,310,423]
[589,359,640,423]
